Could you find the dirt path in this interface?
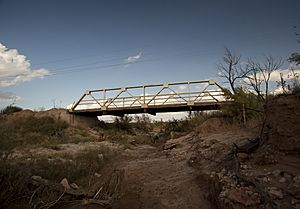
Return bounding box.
[112,136,211,209]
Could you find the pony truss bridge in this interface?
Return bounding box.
[68,79,228,116]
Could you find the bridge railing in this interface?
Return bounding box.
[69,80,226,112]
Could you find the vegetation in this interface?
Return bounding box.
[113,115,134,133]
[217,47,300,122]
[0,116,68,151]
[288,52,300,65]
[246,56,283,101]
[217,48,249,94]
[218,48,285,101]
[0,105,22,115]
[0,147,117,208]
[221,87,263,122]
[289,67,300,95]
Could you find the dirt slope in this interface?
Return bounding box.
[266,94,300,152]
[113,138,211,209]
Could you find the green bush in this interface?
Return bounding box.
[0,105,22,115]
[221,87,263,122]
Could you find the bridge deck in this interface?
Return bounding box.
[68,79,228,116]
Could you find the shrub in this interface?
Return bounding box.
[132,114,153,132]
[221,87,263,122]
[12,116,68,137]
[0,116,69,151]
[0,106,22,115]
[0,147,117,208]
[113,115,133,133]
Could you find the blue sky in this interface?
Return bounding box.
[0,0,299,110]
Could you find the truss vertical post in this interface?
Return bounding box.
[143,86,145,106]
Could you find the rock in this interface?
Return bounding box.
[94,172,101,178]
[210,171,216,178]
[237,153,249,161]
[279,177,286,183]
[272,169,281,177]
[170,131,181,139]
[289,187,300,199]
[227,171,232,176]
[245,190,253,195]
[70,183,79,190]
[151,132,160,140]
[163,143,177,150]
[268,187,283,199]
[217,172,224,179]
[293,176,300,187]
[262,177,269,183]
[219,190,228,198]
[293,204,300,209]
[284,173,292,180]
[31,175,49,185]
[31,175,42,181]
[129,140,138,145]
[292,198,300,205]
[60,178,71,189]
[200,141,213,149]
[230,183,236,188]
[98,154,104,161]
[221,168,226,174]
[170,131,175,139]
[240,164,248,169]
[227,187,261,206]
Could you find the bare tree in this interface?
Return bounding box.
[218,48,249,94]
[246,58,264,101]
[260,56,283,101]
[276,73,287,94]
[246,56,283,101]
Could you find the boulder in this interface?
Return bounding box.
[60,178,71,190]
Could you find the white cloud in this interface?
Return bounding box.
[243,68,300,84]
[272,86,285,95]
[0,43,49,87]
[268,69,300,81]
[0,91,20,101]
[126,52,142,63]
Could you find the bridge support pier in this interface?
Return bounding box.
[67,113,99,129]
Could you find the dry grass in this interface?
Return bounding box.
[0,146,119,208]
[0,116,69,151]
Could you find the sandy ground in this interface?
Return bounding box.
[112,138,211,209]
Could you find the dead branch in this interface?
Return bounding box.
[39,189,65,209]
[218,48,250,93]
[82,198,111,206]
[232,137,260,154]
